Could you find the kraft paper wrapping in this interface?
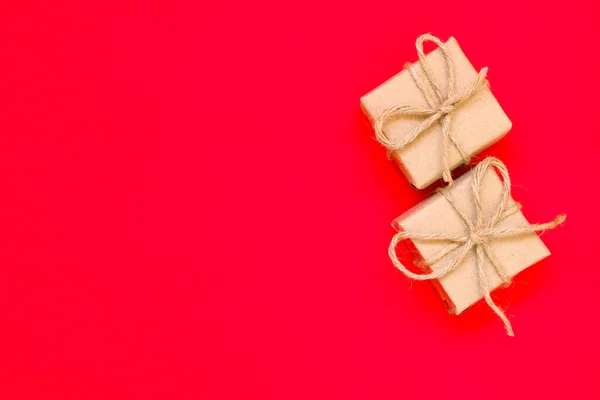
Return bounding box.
[361,37,512,189]
[391,166,550,314]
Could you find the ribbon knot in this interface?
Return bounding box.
[374,34,489,184]
[468,231,485,246]
[436,103,456,116]
[388,157,566,336]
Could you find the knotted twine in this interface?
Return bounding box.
[374,34,489,184]
[388,158,566,336]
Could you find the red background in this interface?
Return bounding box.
[0,0,598,398]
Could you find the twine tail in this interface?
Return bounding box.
[475,245,514,336]
[544,213,567,229]
[482,244,510,284]
[440,116,453,184]
[483,288,514,336]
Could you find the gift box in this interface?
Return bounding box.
[388,158,565,335]
[361,35,512,189]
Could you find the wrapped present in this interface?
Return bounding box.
[389,158,565,335]
[361,34,512,189]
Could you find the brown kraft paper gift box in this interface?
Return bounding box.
[361,35,512,189]
[390,160,553,317]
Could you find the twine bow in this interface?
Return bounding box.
[388,158,566,336]
[375,34,489,184]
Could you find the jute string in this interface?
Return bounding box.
[374,34,489,184]
[388,157,566,336]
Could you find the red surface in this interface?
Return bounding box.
[0,1,598,398]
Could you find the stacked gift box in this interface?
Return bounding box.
[361,34,565,336]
